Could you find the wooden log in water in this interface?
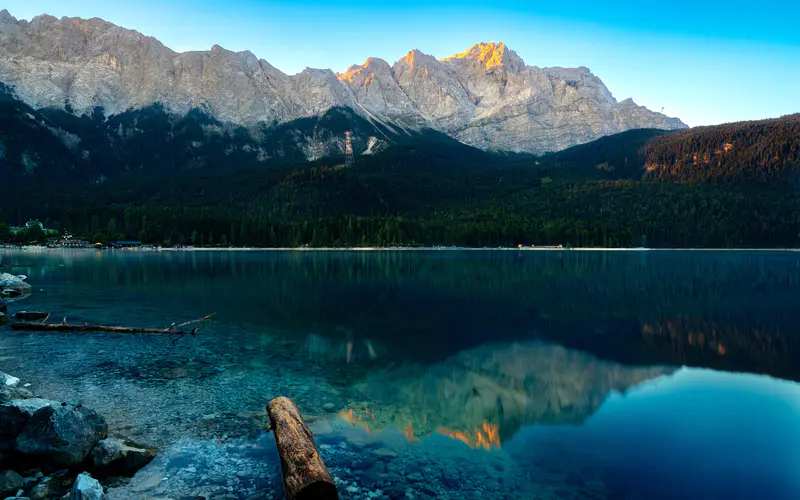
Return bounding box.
[266,397,338,500]
[10,313,216,335]
[11,322,190,334]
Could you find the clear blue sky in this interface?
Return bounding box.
[6,0,800,127]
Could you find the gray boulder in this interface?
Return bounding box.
[16,405,108,466]
[0,399,59,452]
[0,470,23,498]
[69,473,104,500]
[90,438,156,476]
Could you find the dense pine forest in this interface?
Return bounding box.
[1,107,799,248]
[642,114,800,183]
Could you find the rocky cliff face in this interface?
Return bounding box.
[0,10,687,154]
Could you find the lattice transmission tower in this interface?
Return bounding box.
[344,130,354,167]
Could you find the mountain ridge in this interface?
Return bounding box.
[0,9,686,154]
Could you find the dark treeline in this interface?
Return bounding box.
[5,179,796,248]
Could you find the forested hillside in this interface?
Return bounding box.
[642,114,800,183]
[1,108,799,248]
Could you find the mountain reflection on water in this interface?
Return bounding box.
[0,249,799,499]
[330,341,672,446]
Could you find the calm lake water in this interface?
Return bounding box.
[1,249,799,500]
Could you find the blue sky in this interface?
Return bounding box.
[6,0,800,126]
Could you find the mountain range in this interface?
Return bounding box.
[0,9,686,156]
[1,10,799,251]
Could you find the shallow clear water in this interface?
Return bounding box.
[1,249,799,500]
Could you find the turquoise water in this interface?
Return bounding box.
[0,249,798,499]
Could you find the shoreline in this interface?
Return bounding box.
[2,245,800,252]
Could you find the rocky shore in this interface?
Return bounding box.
[0,371,156,500]
[0,273,33,326]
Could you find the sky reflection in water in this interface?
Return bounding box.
[505,368,800,500]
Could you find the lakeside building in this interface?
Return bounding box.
[59,238,92,248]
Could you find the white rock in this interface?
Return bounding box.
[0,273,31,290]
[70,473,104,500]
[1,373,19,387]
[8,398,58,414]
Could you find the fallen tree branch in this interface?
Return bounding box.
[11,313,216,337]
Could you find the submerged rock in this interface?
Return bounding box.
[90,438,156,476]
[14,312,49,321]
[0,298,7,312]
[0,373,19,387]
[16,404,108,466]
[0,385,33,404]
[69,473,104,500]
[0,470,24,498]
[0,374,33,404]
[0,312,8,325]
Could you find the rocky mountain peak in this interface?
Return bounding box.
[395,49,438,71]
[336,57,391,84]
[0,10,688,155]
[0,9,16,24]
[442,41,525,72]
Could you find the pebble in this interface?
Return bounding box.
[374,448,397,458]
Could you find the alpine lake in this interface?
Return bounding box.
[0,249,798,500]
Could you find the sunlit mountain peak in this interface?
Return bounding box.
[336,57,390,83]
[397,49,437,70]
[442,41,525,71]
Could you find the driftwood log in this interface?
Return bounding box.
[266,397,338,500]
[11,313,216,336]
